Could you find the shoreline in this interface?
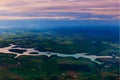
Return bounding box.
[0,44,116,64]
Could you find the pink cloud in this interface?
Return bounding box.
[0,0,119,20]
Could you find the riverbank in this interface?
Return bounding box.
[0,44,116,64]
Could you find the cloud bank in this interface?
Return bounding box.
[0,0,119,20]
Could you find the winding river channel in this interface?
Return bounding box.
[0,44,114,64]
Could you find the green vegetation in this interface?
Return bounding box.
[0,28,119,80]
[0,30,119,55]
[9,49,27,54]
[0,54,119,80]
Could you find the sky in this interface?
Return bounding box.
[0,0,119,27]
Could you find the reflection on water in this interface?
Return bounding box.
[0,44,113,64]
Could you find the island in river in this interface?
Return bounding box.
[0,26,119,80]
[0,44,115,64]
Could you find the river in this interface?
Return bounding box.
[0,44,114,64]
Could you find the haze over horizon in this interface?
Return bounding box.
[0,0,119,27]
